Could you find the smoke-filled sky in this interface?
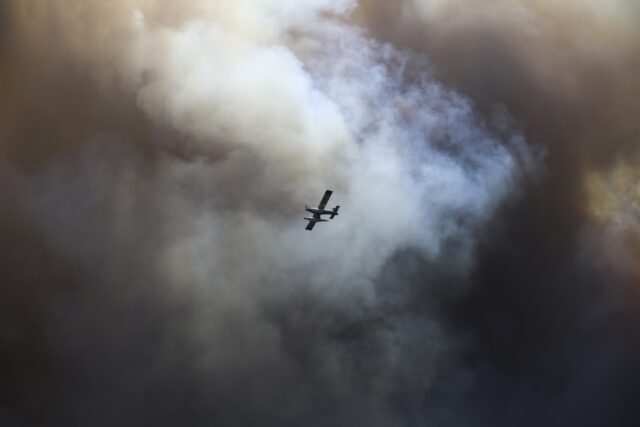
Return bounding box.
[1,1,639,426]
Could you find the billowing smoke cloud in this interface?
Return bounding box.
[356,1,640,426]
[1,1,639,426]
[359,0,640,239]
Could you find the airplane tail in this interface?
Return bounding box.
[330,206,340,219]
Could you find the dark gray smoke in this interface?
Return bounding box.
[1,1,639,426]
[356,1,640,426]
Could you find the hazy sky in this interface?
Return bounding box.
[1,1,639,426]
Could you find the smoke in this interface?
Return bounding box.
[355,1,640,426]
[1,0,639,426]
[359,0,640,223]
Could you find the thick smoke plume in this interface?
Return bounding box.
[357,1,640,425]
[1,1,639,426]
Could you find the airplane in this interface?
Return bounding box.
[304,190,340,231]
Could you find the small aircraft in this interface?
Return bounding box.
[304,190,340,231]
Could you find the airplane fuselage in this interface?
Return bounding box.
[305,207,336,216]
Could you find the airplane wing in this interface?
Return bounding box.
[317,190,333,210]
[305,219,317,231]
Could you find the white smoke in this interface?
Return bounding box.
[14,0,534,421]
